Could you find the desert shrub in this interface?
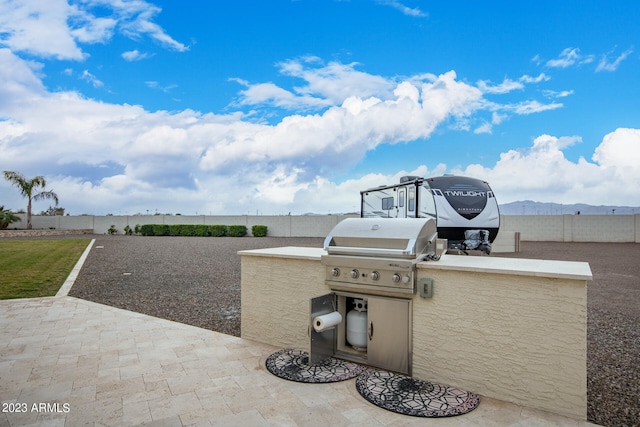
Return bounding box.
[140,224,154,236]
[152,224,170,236]
[169,224,197,236]
[138,224,257,237]
[168,224,181,236]
[124,225,133,235]
[208,225,227,237]
[107,225,118,235]
[227,225,247,237]
[251,225,268,237]
[193,224,210,237]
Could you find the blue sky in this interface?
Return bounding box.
[1,0,639,215]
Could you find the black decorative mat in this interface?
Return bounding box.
[265,349,365,383]
[356,370,480,417]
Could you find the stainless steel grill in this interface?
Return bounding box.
[321,218,442,295]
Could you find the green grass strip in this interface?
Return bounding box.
[0,239,91,299]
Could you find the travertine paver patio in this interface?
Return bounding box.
[0,295,599,426]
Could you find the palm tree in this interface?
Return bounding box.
[3,171,59,229]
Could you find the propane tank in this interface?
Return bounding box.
[346,299,368,350]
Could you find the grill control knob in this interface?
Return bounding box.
[331,268,340,277]
[402,274,411,284]
[392,273,401,282]
[350,269,359,279]
[371,271,380,281]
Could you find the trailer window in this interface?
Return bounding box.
[408,188,415,211]
[382,197,394,211]
[398,190,405,207]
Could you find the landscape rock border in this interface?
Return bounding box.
[0,229,93,238]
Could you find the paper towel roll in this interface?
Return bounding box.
[313,311,342,332]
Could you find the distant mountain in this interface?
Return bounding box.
[499,200,639,215]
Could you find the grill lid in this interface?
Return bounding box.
[323,218,437,258]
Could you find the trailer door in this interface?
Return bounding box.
[407,186,416,217]
[397,188,407,218]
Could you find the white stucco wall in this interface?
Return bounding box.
[239,247,591,420]
[12,213,640,246]
[413,260,588,419]
[240,248,327,348]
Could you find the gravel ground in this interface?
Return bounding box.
[69,236,324,337]
[65,236,638,426]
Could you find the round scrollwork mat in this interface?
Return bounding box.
[356,369,480,417]
[265,349,365,383]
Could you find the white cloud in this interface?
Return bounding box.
[546,47,594,68]
[70,15,117,44]
[477,78,523,94]
[542,89,574,98]
[477,73,550,95]
[491,112,507,125]
[80,69,103,88]
[531,54,542,66]
[542,46,633,73]
[474,122,492,134]
[234,81,331,110]
[2,48,637,215]
[458,132,640,206]
[122,49,152,61]
[272,58,396,106]
[145,80,177,94]
[253,166,310,205]
[596,48,633,72]
[519,73,550,84]
[375,0,428,17]
[0,0,85,59]
[0,0,186,60]
[0,48,47,103]
[0,51,486,214]
[592,128,640,169]
[505,100,563,115]
[233,59,563,139]
[117,2,188,52]
[0,118,27,141]
[546,48,580,68]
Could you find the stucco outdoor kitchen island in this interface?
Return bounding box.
[239,246,592,420]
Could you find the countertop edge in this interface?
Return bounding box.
[238,246,325,261]
[238,247,593,281]
[417,254,593,281]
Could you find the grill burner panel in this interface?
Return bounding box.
[322,218,440,296]
[323,255,416,294]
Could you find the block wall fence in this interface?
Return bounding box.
[8,214,640,250]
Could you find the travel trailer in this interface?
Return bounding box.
[360,175,500,253]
